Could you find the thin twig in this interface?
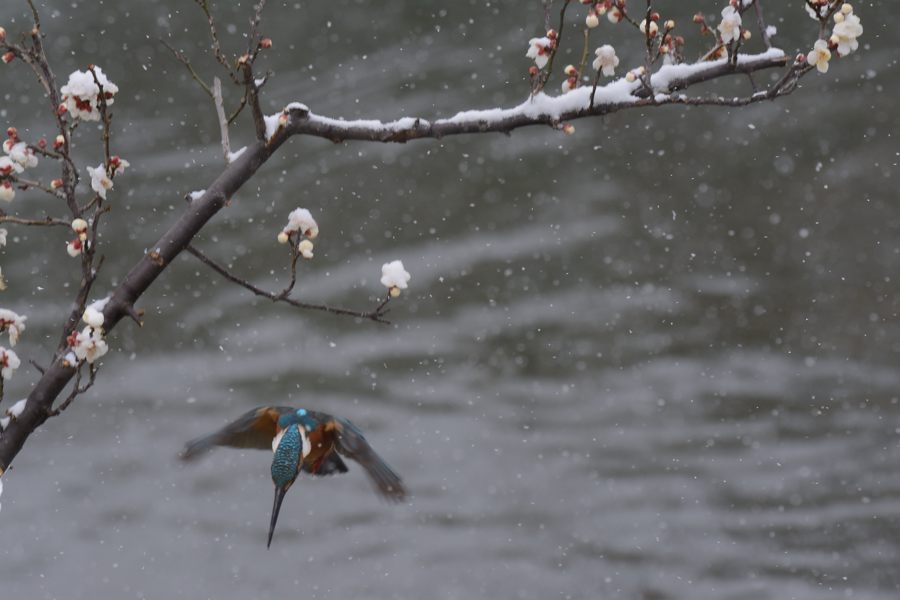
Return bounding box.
[212,77,231,161]
[0,213,69,227]
[185,244,392,323]
[754,0,773,49]
[160,39,213,98]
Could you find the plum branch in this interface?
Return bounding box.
[0,0,865,480]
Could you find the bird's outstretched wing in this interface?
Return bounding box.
[181,406,294,461]
[334,418,407,501]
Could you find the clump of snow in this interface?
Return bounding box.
[188,190,206,201]
[5,398,26,419]
[281,208,318,239]
[60,66,118,121]
[226,146,247,163]
[381,260,411,297]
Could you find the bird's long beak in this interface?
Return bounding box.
[268,484,288,549]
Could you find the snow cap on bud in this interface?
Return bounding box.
[298,239,314,259]
[381,260,411,295]
[277,231,289,244]
[563,64,577,77]
[82,306,104,329]
[586,10,599,28]
[665,20,675,30]
[54,134,65,149]
[1,52,14,64]
[71,218,88,240]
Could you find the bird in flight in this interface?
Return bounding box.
[182,406,406,547]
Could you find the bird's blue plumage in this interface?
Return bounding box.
[271,425,301,487]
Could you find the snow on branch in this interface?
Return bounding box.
[285,49,789,144]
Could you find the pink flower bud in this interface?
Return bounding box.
[1,52,14,64]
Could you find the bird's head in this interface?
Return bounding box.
[268,423,309,548]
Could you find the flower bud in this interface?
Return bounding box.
[1,52,15,64]
[841,3,853,14]
[6,127,16,139]
[260,37,273,49]
[586,11,599,28]
[298,239,314,259]
[0,28,6,42]
[665,20,675,30]
[564,64,577,77]
[51,178,64,189]
[390,286,401,298]
[562,123,575,135]
[277,231,289,244]
[66,238,82,258]
[54,135,65,149]
[71,218,88,234]
[742,29,752,40]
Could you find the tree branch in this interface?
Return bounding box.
[185,244,392,323]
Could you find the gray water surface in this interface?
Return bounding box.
[0,1,898,599]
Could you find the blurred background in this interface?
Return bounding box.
[0,1,897,598]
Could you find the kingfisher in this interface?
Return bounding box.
[181,406,406,547]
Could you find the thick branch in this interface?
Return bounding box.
[287,50,791,143]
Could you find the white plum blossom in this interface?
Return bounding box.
[718,6,742,44]
[831,9,863,56]
[60,66,118,121]
[87,164,113,199]
[67,238,84,257]
[807,39,832,73]
[0,346,20,380]
[282,208,318,239]
[4,141,37,169]
[0,309,26,346]
[5,398,26,419]
[298,239,314,259]
[71,326,108,363]
[381,260,411,297]
[109,155,130,176]
[526,37,552,69]
[0,156,24,176]
[592,45,620,77]
[82,306,104,328]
